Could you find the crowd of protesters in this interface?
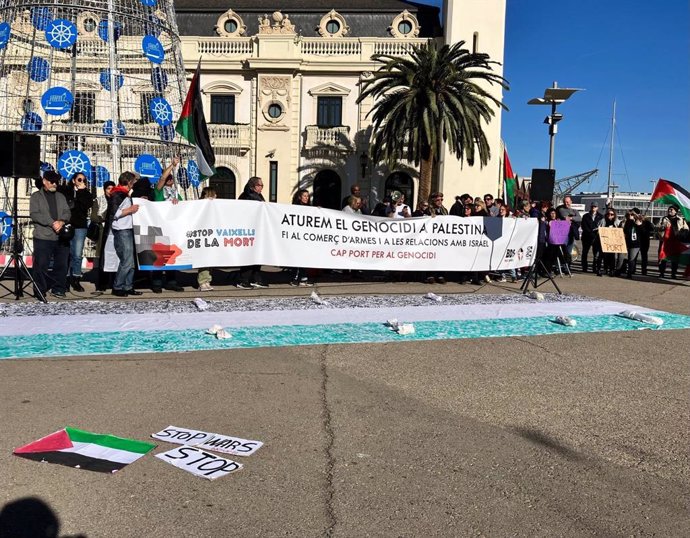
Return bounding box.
[28,167,687,300]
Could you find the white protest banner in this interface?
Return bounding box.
[155,446,242,480]
[133,199,538,272]
[152,426,263,457]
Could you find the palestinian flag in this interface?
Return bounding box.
[659,226,690,276]
[503,148,517,207]
[651,179,690,221]
[175,61,216,177]
[14,427,156,473]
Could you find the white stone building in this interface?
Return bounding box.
[175,0,507,208]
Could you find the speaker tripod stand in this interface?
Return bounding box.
[0,176,46,302]
[520,259,562,295]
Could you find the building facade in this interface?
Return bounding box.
[175,0,507,208]
[0,0,507,217]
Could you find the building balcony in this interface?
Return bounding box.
[207,123,251,150]
[304,125,352,151]
[180,36,428,66]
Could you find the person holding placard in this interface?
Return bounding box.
[595,208,621,277]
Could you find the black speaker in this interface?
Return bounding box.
[530,168,555,201]
[0,132,41,178]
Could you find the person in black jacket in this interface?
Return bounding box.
[236,177,268,289]
[623,210,644,278]
[630,207,654,275]
[62,172,95,292]
[580,201,603,272]
[289,189,314,286]
[594,208,620,276]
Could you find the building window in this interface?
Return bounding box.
[317,10,349,38]
[140,93,156,123]
[215,9,246,37]
[326,20,340,34]
[211,95,235,124]
[389,10,420,39]
[398,20,412,35]
[317,97,342,127]
[71,92,95,123]
[267,103,282,119]
[269,161,278,203]
[83,18,97,32]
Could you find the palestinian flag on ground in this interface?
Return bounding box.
[503,148,518,208]
[651,179,690,221]
[14,427,156,473]
[175,60,216,177]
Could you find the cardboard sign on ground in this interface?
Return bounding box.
[155,446,242,480]
[152,426,263,456]
[598,227,627,253]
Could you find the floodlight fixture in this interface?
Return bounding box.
[528,81,584,169]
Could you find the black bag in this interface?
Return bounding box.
[86,222,100,241]
[58,223,75,242]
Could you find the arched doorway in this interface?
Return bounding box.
[385,172,414,210]
[209,166,236,199]
[312,169,341,210]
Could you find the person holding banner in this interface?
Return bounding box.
[197,187,218,291]
[425,192,449,284]
[342,196,363,214]
[151,157,184,293]
[289,189,314,287]
[237,177,268,289]
[108,172,142,296]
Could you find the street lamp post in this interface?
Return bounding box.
[528,81,584,171]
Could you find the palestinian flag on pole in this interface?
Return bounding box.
[175,60,216,177]
[503,148,518,208]
[651,179,690,221]
[14,427,156,473]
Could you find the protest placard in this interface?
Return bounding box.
[152,426,263,456]
[155,446,242,480]
[598,227,627,253]
[548,220,571,246]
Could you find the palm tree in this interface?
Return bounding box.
[358,40,509,202]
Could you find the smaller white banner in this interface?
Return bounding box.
[155,446,242,480]
[152,426,263,456]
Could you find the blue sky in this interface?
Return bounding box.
[420,0,689,193]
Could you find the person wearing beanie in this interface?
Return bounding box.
[29,170,72,299]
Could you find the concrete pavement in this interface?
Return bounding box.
[0,272,688,536]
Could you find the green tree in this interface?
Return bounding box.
[358,41,509,202]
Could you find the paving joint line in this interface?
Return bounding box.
[319,345,337,537]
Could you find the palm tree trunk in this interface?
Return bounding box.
[418,155,434,203]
